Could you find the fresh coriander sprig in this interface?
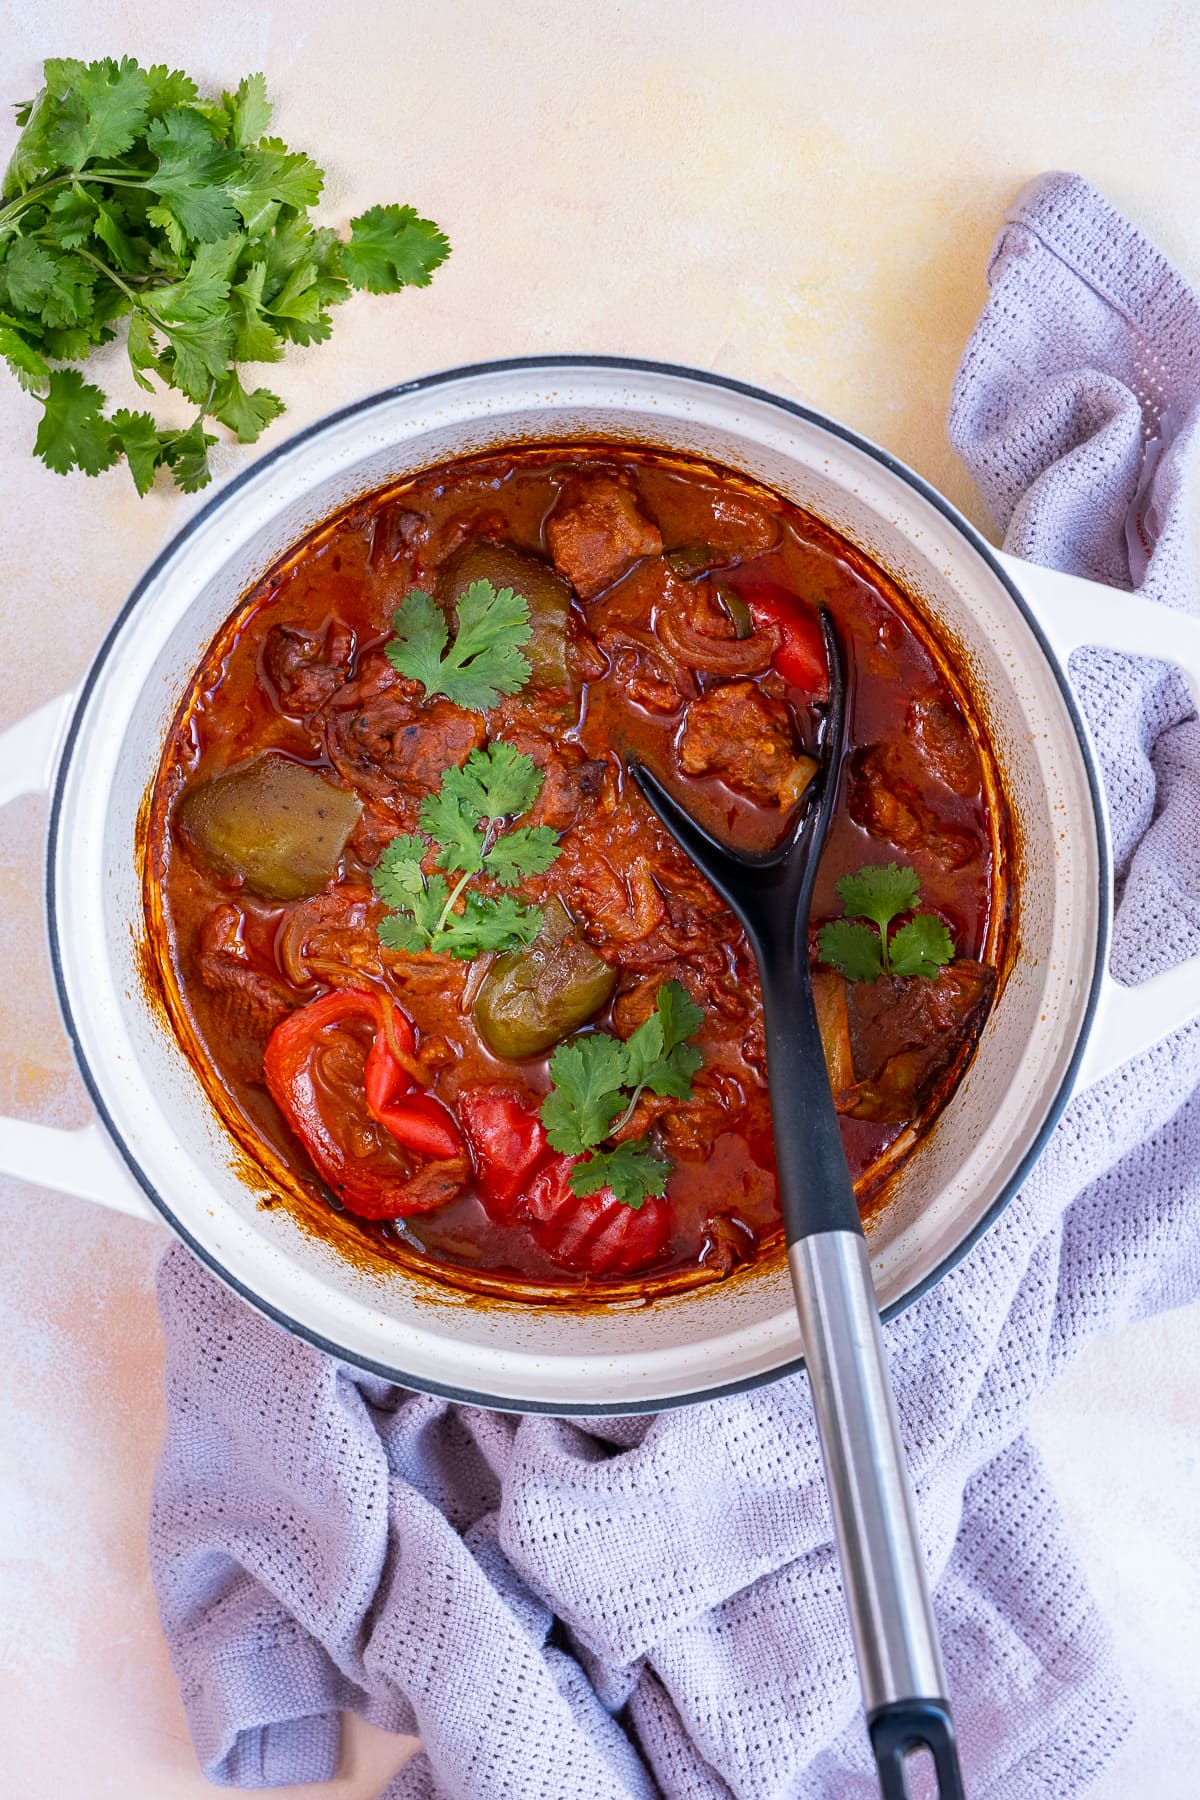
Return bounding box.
[372,741,560,958]
[540,981,705,1208]
[386,581,533,710]
[0,57,450,492]
[817,862,954,982]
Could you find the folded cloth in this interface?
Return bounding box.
[150,172,1200,1800]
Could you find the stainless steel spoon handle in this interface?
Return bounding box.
[788,1230,945,1713]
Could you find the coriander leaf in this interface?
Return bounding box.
[372,834,430,909]
[836,862,921,932]
[145,201,188,260]
[656,979,705,1056]
[109,408,163,495]
[226,142,324,233]
[48,57,150,169]
[385,588,448,681]
[640,1040,703,1100]
[160,312,234,403]
[49,185,97,249]
[621,1009,663,1085]
[228,261,284,360]
[485,825,561,885]
[376,745,559,954]
[435,891,543,958]
[541,1035,630,1155]
[265,253,320,319]
[4,83,61,194]
[418,786,488,875]
[212,370,284,443]
[407,874,455,941]
[0,324,48,391]
[377,912,432,953]
[567,1140,671,1208]
[817,919,885,982]
[260,215,344,343]
[144,65,201,120]
[125,310,160,391]
[33,368,116,476]
[153,236,240,398]
[159,419,216,492]
[225,71,272,147]
[154,232,242,320]
[145,109,241,242]
[454,580,533,681]
[93,199,139,268]
[386,581,532,710]
[441,740,544,820]
[37,253,96,331]
[385,869,453,946]
[886,914,954,979]
[342,203,451,292]
[41,323,108,360]
[1,237,66,315]
[622,980,704,1097]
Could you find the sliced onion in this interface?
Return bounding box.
[779,755,819,808]
[655,604,781,675]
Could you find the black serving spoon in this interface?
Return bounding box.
[630,611,965,1800]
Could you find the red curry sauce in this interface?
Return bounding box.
[145,445,1007,1298]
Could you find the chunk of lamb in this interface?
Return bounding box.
[546,472,663,600]
[196,905,297,1077]
[320,650,485,804]
[848,743,978,870]
[844,960,995,1122]
[907,690,981,797]
[262,618,355,716]
[678,680,818,808]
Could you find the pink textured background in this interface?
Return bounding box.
[1,4,1198,1795]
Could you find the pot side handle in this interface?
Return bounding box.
[997,551,1200,1091]
[0,693,156,1223]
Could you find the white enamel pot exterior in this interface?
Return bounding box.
[4,358,1200,1413]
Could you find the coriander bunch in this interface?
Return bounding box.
[0,57,450,492]
[540,982,706,1207]
[373,741,561,958]
[817,862,954,981]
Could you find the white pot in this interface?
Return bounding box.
[3,358,1199,1412]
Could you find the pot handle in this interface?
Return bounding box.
[997,552,1200,1090]
[0,692,156,1222]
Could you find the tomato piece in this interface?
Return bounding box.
[458,1088,549,1219]
[523,1154,672,1276]
[264,989,466,1220]
[732,579,829,696]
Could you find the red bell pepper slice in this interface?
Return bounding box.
[457,1086,671,1273]
[458,1089,549,1220]
[730,578,829,697]
[264,989,465,1220]
[363,1016,461,1161]
[523,1152,672,1277]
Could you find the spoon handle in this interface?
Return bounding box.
[788,1231,963,1796]
[764,977,964,1797]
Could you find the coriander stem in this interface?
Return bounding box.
[0,170,152,231]
[434,869,475,939]
[69,245,175,336]
[609,1079,649,1139]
